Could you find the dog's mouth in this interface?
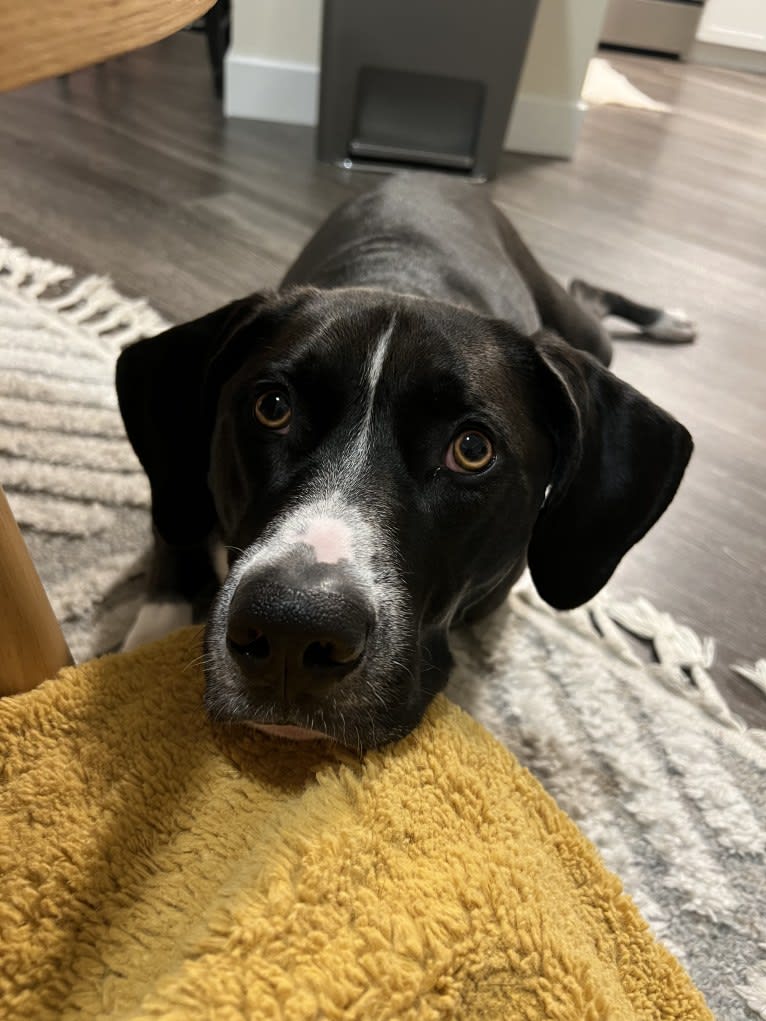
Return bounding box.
[204,656,433,752]
[249,722,333,742]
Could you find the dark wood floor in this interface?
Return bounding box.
[1,36,764,724]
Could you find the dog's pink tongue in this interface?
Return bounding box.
[252,724,330,742]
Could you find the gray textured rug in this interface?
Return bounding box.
[2,235,765,1020]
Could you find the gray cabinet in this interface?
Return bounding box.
[318,0,540,181]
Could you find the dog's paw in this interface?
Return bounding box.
[121,600,194,652]
[643,308,697,343]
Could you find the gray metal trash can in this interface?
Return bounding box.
[318,0,540,181]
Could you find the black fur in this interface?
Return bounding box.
[117,173,693,749]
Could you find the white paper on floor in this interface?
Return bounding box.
[582,57,672,113]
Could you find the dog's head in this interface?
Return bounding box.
[117,287,692,750]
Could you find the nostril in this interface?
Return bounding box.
[227,628,271,660]
[303,638,360,670]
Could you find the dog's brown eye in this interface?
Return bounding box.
[254,390,291,430]
[448,430,494,473]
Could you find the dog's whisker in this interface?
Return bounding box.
[183,651,214,673]
[352,723,364,762]
[366,708,377,750]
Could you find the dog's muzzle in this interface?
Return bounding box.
[225,559,372,705]
[204,501,412,748]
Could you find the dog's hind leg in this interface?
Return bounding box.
[493,208,614,365]
[569,278,696,344]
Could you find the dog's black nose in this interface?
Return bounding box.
[226,567,371,699]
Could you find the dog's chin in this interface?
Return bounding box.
[247,722,334,743]
[202,647,433,752]
[205,692,417,753]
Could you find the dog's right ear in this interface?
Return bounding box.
[116,294,269,547]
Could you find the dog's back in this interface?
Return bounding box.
[283,173,541,334]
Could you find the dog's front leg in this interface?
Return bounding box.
[122,531,223,651]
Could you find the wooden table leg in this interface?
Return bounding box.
[0,485,72,695]
[0,0,216,93]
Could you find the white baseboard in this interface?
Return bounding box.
[687,41,766,76]
[224,53,319,124]
[224,54,584,161]
[503,94,587,159]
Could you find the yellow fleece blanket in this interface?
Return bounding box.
[0,629,711,1021]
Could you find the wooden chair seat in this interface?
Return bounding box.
[0,0,214,692]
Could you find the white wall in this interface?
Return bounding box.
[696,0,766,53]
[230,0,321,64]
[225,0,608,158]
[505,0,608,157]
[225,0,323,125]
[688,0,766,73]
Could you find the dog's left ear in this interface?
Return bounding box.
[525,330,693,610]
[116,294,271,548]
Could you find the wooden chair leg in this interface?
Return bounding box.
[0,485,72,695]
[203,0,230,99]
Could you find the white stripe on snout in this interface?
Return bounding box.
[208,500,411,691]
[220,496,389,612]
[209,319,405,652]
[295,517,353,564]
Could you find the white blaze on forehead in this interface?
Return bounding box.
[334,314,396,489]
[294,517,353,564]
[217,319,398,601]
[360,315,395,446]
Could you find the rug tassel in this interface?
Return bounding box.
[732,660,766,698]
[598,597,746,730]
[2,235,168,347]
[736,965,766,1020]
[516,576,763,735]
[0,238,75,293]
[588,600,644,666]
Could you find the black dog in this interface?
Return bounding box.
[117,173,693,751]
